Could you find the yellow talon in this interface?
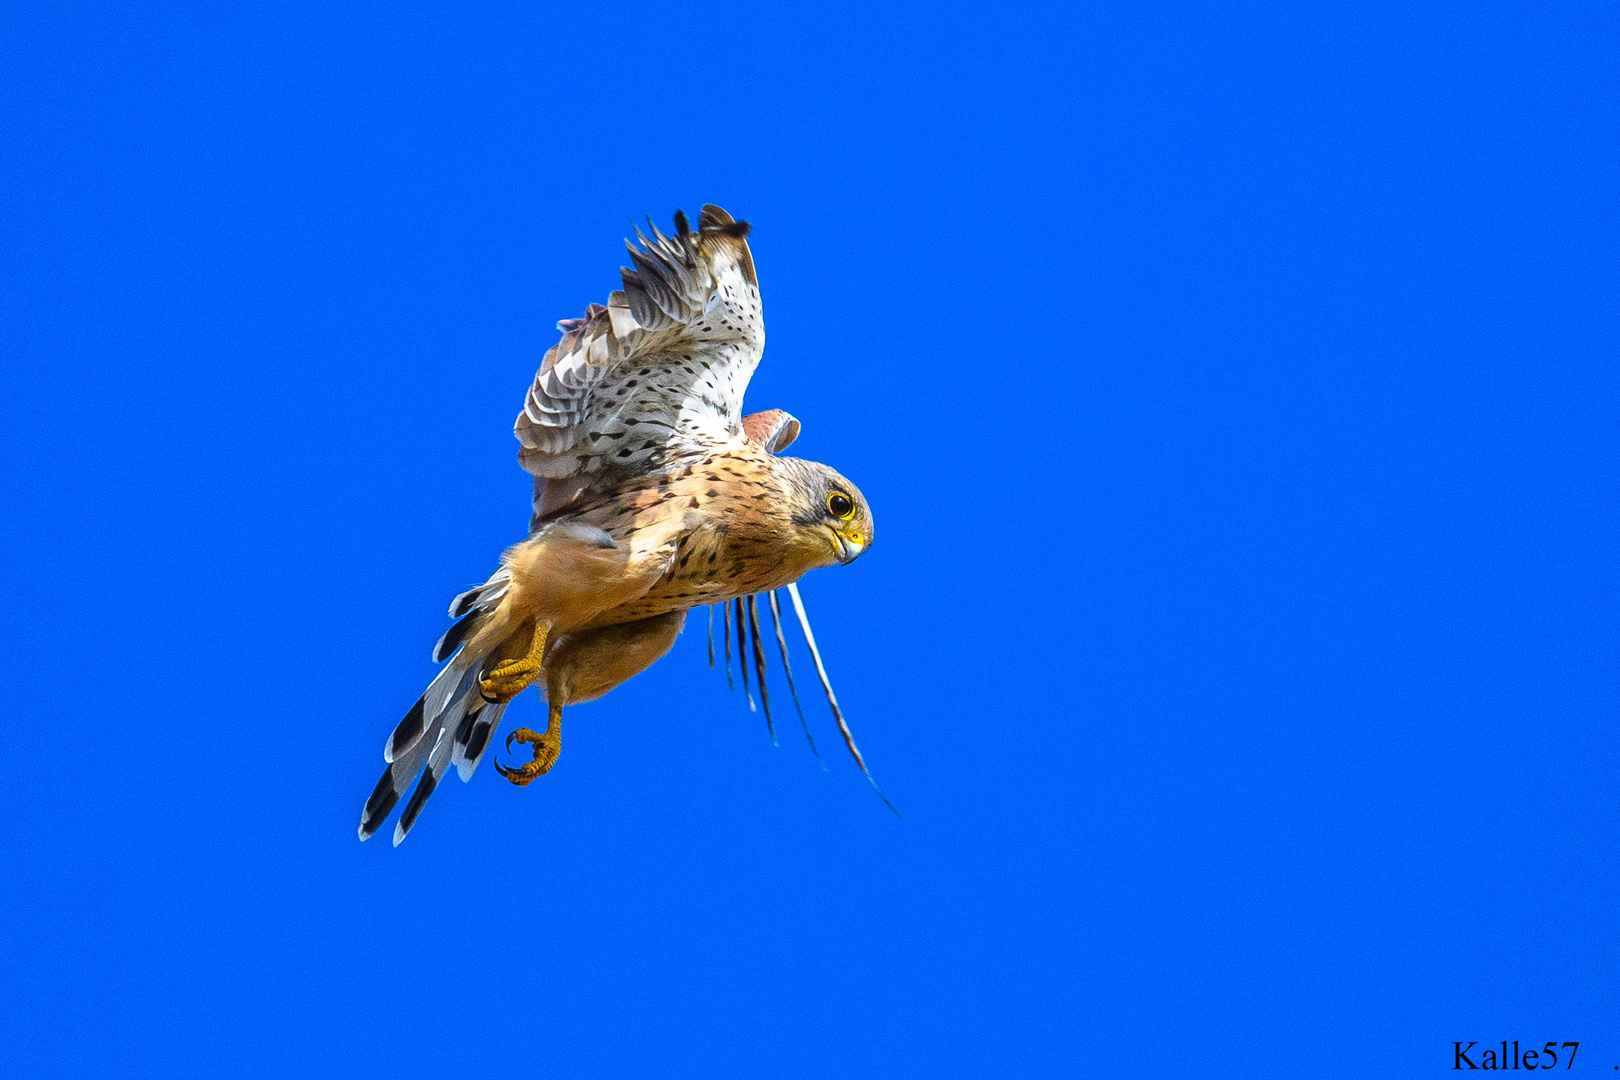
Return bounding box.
[493,707,562,786]
[479,623,549,703]
[480,657,537,703]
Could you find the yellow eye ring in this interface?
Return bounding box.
[827,491,855,520]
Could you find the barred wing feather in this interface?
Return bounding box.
[516,205,764,505]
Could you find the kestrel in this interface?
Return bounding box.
[359,205,886,845]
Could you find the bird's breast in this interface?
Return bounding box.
[579,458,813,628]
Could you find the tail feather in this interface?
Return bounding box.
[359,711,437,841]
[395,674,485,832]
[452,699,509,782]
[358,765,402,840]
[387,653,474,764]
[433,609,482,663]
[384,696,427,764]
[394,725,456,846]
[362,570,516,844]
[422,658,475,746]
[361,670,498,843]
[448,572,510,618]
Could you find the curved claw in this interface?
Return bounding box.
[480,656,540,704]
[493,754,529,785]
[491,726,555,787]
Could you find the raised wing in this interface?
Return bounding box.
[516,205,764,495]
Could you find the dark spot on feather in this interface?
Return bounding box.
[464,719,494,763]
[363,768,400,820]
[435,609,482,663]
[389,698,426,757]
[453,710,477,748]
[360,788,398,838]
[398,765,441,836]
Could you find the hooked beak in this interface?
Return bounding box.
[830,527,867,565]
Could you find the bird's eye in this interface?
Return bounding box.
[827,491,855,520]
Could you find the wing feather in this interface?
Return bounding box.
[785,582,901,817]
[515,205,764,500]
[746,594,776,744]
[768,589,820,765]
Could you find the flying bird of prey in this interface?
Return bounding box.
[359,205,885,845]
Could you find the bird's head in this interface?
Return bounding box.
[781,459,875,569]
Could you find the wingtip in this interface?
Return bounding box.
[784,582,897,814]
[872,779,904,819]
[699,204,750,238]
[767,589,821,765]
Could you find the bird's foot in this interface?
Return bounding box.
[480,623,549,703]
[480,657,538,704]
[493,722,561,786]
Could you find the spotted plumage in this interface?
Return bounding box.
[359,205,884,845]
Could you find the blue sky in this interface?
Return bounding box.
[2,2,1616,1076]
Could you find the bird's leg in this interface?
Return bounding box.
[493,703,563,786]
[480,622,549,704]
